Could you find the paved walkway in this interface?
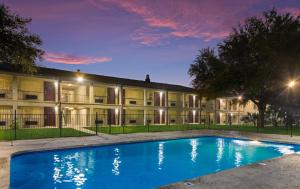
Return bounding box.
[72,126,96,135]
[2,130,300,189]
[160,154,300,189]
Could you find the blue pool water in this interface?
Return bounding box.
[10,136,300,189]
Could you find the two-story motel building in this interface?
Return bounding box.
[0,64,257,128]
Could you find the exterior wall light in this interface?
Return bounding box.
[159,91,163,98]
[54,106,59,112]
[77,76,84,83]
[159,109,163,115]
[115,108,119,114]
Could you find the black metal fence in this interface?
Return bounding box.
[1,112,297,141]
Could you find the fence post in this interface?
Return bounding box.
[208,114,211,128]
[109,123,112,134]
[290,116,293,137]
[291,122,293,137]
[14,110,17,140]
[59,110,62,137]
[95,112,98,135]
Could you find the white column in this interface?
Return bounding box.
[144,88,147,125]
[119,86,122,105]
[119,86,123,126]
[160,91,162,107]
[89,83,94,104]
[165,90,168,125]
[199,98,202,123]
[118,107,122,126]
[182,93,185,124]
[182,110,185,124]
[193,95,196,108]
[144,89,147,106]
[182,93,185,108]
[193,110,196,123]
[144,109,147,125]
[12,75,18,113]
[55,80,59,102]
[160,109,162,124]
[89,107,94,127]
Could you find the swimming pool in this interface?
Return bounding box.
[10,136,300,189]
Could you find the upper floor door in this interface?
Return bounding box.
[154,92,160,106]
[44,81,55,101]
[154,92,165,107]
[189,95,193,108]
[195,96,199,108]
[107,87,115,104]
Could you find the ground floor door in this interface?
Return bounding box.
[195,111,199,123]
[44,107,55,127]
[154,110,160,124]
[107,109,116,125]
[154,110,165,124]
[188,111,193,123]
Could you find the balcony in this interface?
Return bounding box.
[94,96,107,104]
[61,93,89,103]
[168,100,183,108]
[145,99,153,106]
[18,91,43,101]
[125,98,144,106]
[0,89,12,100]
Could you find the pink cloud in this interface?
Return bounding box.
[131,27,170,46]
[113,0,177,29]
[44,52,112,65]
[90,0,262,45]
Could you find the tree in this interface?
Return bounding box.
[189,9,300,128]
[265,105,285,127]
[0,4,43,72]
[240,112,258,126]
[189,48,227,97]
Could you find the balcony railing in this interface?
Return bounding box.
[61,93,89,103]
[0,89,12,100]
[168,100,183,108]
[18,90,43,101]
[125,98,144,106]
[94,96,107,104]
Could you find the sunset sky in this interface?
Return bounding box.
[2,0,300,86]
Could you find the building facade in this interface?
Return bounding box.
[0,65,257,128]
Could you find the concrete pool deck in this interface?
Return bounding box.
[2,130,300,189]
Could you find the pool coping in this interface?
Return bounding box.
[2,130,300,189]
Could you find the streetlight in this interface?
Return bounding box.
[287,80,296,137]
[288,80,296,88]
[237,95,243,100]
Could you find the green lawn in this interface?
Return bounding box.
[86,124,300,136]
[86,124,203,134]
[1,124,299,141]
[0,128,91,141]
